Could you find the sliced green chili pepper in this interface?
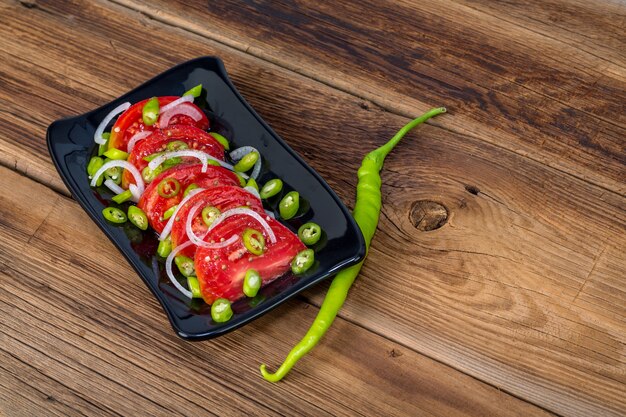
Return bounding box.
[246,177,259,191]
[259,179,283,199]
[98,132,110,156]
[243,269,261,298]
[103,148,129,161]
[290,249,314,275]
[157,178,181,198]
[183,84,202,98]
[201,206,221,226]
[243,228,265,255]
[112,189,133,204]
[260,107,447,382]
[235,173,247,187]
[209,132,230,150]
[211,298,233,323]
[233,151,259,173]
[143,152,163,162]
[166,140,188,151]
[184,183,199,197]
[175,255,195,277]
[207,159,222,167]
[87,156,104,176]
[157,236,172,258]
[162,204,177,220]
[298,222,322,246]
[187,276,202,298]
[102,207,126,224]
[279,191,299,220]
[142,97,159,126]
[104,166,122,185]
[162,157,183,170]
[142,165,162,182]
[128,205,148,231]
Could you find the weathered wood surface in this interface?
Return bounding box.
[0,0,625,416]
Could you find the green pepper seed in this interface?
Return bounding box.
[166,140,188,151]
[102,207,126,224]
[183,84,202,98]
[104,166,122,185]
[279,191,299,220]
[291,249,314,275]
[298,222,322,246]
[98,132,110,156]
[243,269,262,298]
[175,255,195,277]
[184,183,199,197]
[211,298,233,323]
[112,189,133,204]
[103,148,129,161]
[246,177,259,191]
[157,236,172,258]
[128,205,148,231]
[233,151,259,173]
[162,205,177,220]
[259,179,283,199]
[142,97,159,126]
[209,132,230,150]
[187,276,202,298]
[201,206,221,227]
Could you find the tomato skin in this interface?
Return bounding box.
[170,186,265,255]
[195,216,306,304]
[108,96,209,152]
[122,125,225,188]
[138,165,240,233]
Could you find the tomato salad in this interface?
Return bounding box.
[87,85,321,323]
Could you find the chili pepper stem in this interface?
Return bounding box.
[260,106,446,382]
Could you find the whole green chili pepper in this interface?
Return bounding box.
[259,107,446,382]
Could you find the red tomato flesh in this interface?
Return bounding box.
[108,96,209,152]
[122,125,225,188]
[195,215,305,304]
[138,165,240,233]
[170,186,265,257]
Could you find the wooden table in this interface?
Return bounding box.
[1,1,624,415]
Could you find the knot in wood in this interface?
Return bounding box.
[409,200,448,231]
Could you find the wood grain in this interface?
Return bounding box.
[0,0,625,416]
[111,0,626,194]
[0,166,552,417]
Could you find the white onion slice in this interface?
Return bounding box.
[129,184,141,203]
[160,95,194,113]
[185,204,240,249]
[159,187,205,241]
[94,102,131,144]
[127,131,153,152]
[230,146,262,180]
[243,186,261,200]
[90,160,145,196]
[264,209,275,219]
[159,102,203,127]
[148,150,231,173]
[104,179,124,195]
[165,241,193,299]
[208,208,276,243]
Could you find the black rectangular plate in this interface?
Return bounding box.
[47,56,366,340]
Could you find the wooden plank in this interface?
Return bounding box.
[0,1,624,415]
[0,167,551,417]
[110,0,626,194]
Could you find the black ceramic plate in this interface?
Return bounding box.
[47,56,365,340]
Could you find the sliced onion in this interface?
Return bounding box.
[165,241,193,299]
[104,179,124,195]
[159,102,204,127]
[264,209,276,219]
[208,208,276,243]
[160,94,194,113]
[94,102,131,144]
[148,150,232,173]
[230,146,262,180]
[128,184,141,203]
[127,131,153,152]
[90,160,145,196]
[243,186,260,200]
[185,203,241,249]
[159,187,205,241]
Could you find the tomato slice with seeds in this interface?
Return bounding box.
[170,186,265,257]
[108,96,209,152]
[195,215,306,304]
[138,165,240,233]
[122,125,225,188]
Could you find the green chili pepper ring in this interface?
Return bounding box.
[260,107,446,382]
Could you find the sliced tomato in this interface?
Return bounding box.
[138,165,241,233]
[108,96,209,152]
[122,125,225,188]
[170,186,265,255]
[195,216,305,304]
